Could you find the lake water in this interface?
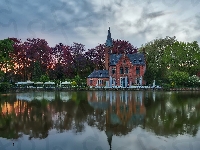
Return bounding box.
[0,91,200,150]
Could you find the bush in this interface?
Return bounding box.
[162,83,171,90]
[187,75,200,87]
[71,81,77,87]
[40,74,50,83]
[168,71,189,87]
[0,82,11,92]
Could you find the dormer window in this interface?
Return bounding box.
[134,59,136,63]
[100,73,102,77]
[139,58,142,63]
[112,67,116,74]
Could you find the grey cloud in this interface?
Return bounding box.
[0,0,12,14]
[0,0,200,49]
[146,11,168,18]
[0,19,19,38]
[194,14,200,30]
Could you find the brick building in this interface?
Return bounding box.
[87,27,146,87]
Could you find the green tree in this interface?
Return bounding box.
[40,74,50,83]
[0,38,14,81]
[74,75,81,86]
[0,71,4,82]
[32,61,42,82]
[168,71,189,87]
[188,75,200,87]
[162,41,200,75]
[140,36,177,83]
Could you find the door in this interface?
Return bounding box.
[120,77,127,87]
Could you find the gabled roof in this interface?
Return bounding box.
[109,54,123,66]
[109,53,145,66]
[88,70,109,78]
[127,53,145,65]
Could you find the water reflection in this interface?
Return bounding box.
[144,91,200,137]
[0,91,200,149]
[87,91,146,149]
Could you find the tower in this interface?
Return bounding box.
[105,27,113,70]
[105,130,113,150]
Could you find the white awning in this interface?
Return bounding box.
[15,82,27,85]
[35,82,43,84]
[61,81,71,84]
[44,81,55,84]
[26,80,34,84]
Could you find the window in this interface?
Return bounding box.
[125,67,129,73]
[136,67,140,75]
[134,59,136,63]
[139,58,142,63]
[100,80,103,84]
[112,67,116,74]
[136,78,140,84]
[100,73,102,77]
[98,79,103,85]
[112,78,116,85]
[90,79,93,85]
[120,67,124,74]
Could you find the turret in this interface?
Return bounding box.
[105,27,113,70]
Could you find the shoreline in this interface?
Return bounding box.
[5,87,200,93]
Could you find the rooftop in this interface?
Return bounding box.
[88,70,109,78]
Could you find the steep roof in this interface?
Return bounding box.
[88,70,109,78]
[127,53,145,65]
[106,27,113,47]
[109,54,123,66]
[109,53,145,66]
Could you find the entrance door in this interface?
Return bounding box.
[120,77,125,87]
[120,77,128,87]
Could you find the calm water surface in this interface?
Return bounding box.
[0,91,200,150]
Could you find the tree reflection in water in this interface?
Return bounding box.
[0,91,200,148]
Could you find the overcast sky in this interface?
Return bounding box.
[1,0,200,49]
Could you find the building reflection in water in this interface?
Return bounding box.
[87,91,146,150]
[1,91,200,149]
[0,91,145,149]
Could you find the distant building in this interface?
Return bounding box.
[87,27,146,88]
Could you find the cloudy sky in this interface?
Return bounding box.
[1,0,200,49]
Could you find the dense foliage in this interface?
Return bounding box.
[0,36,200,89]
[140,36,200,87]
[0,38,137,84]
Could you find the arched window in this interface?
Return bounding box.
[120,67,124,74]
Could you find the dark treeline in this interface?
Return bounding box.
[0,36,200,89]
[0,38,137,83]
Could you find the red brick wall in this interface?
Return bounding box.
[87,78,109,87]
[105,47,112,70]
[109,54,146,86]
